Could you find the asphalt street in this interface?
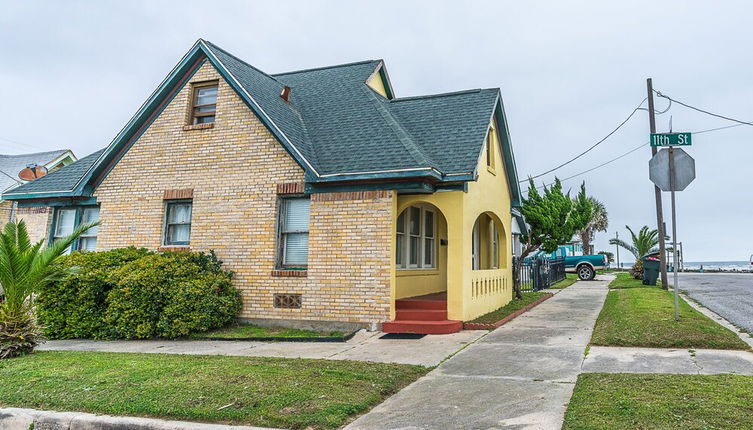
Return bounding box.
[679,273,753,333]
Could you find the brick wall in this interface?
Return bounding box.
[92,60,392,326]
[1,201,51,243]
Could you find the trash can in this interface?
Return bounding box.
[642,257,660,285]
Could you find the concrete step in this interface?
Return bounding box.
[395,299,447,310]
[382,319,463,335]
[396,309,448,321]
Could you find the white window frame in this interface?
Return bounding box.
[396,205,437,270]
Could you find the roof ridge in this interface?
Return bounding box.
[201,40,283,87]
[392,88,497,102]
[272,59,380,77]
[0,149,69,158]
[361,87,437,170]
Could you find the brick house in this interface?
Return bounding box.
[3,40,526,334]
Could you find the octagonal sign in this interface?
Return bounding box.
[649,148,696,192]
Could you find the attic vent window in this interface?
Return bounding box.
[280,86,291,102]
[190,81,218,124]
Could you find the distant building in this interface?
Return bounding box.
[1,149,77,241]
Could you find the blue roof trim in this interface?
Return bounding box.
[492,93,523,208]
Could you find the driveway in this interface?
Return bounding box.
[678,273,753,333]
[346,275,611,430]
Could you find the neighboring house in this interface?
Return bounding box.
[2,39,527,334]
[1,149,76,241]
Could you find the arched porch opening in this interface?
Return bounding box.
[471,212,508,270]
[394,202,448,300]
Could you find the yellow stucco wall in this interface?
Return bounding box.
[366,69,389,98]
[393,120,514,321]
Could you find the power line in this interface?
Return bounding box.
[654,90,753,127]
[522,97,648,182]
[534,141,648,189]
[532,118,751,191]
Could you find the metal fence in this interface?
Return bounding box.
[515,256,566,292]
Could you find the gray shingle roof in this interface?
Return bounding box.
[4,40,516,200]
[0,149,71,194]
[4,149,103,195]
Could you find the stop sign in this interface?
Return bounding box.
[649,148,696,192]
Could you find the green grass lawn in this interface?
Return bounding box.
[189,323,346,340]
[608,272,658,289]
[591,286,748,349]
[550,273,577,289]
[0,351,426,429]
[468,292,548,325]
[564,373,753,430]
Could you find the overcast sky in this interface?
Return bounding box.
[1,1,751,262]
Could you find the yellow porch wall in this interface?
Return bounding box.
[393,120,514,321]
[366,70,389,98]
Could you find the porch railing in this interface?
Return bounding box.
[515,256,566,292]
[470,269,509,300]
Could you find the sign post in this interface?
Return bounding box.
[649,133,695,321]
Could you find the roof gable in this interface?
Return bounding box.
[3,40,521,204]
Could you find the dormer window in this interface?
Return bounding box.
[190,81,218,124]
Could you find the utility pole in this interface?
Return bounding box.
[615,231,620,269]
[647,78,669,290]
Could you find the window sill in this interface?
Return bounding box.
[182,123,215,131]
[486,166,497,175]
[158,246,191,252]
[271,269,308,278]
[396,269,440,277]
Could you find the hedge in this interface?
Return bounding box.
[37,248,242,340]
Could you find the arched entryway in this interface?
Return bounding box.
[383,202,462,334]
[469,211,511,311]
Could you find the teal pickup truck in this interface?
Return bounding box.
[543,245,608,280]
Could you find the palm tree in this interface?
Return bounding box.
[0,219,95,359]
[609,225,659,260]
[578,197,608,255]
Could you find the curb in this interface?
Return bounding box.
[463,293,554,330]
[0,407,279,430]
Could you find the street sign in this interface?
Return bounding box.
[649,148,696,191]
[650,132,692,147]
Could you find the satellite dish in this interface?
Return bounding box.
[18,164,48,181]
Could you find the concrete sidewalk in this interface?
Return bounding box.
[346,275,612,430]
[583,346,753,375]
[38,328,485,367]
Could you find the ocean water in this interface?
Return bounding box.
[614,261,752,272]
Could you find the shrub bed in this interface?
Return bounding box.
[37,248,241,339]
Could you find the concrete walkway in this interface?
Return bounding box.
[38,328,485,367]
[584,346,753,375]
[346,275,612,430]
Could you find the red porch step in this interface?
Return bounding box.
[382,319,463,335]
[383,293,462,335]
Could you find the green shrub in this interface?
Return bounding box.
[37,249,241,340]
[37,247,150,339]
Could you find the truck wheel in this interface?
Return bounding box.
[577,265,595,281]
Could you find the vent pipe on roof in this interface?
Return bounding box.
[280,86,291,102]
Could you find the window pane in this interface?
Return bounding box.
[80,237,97,252]
[81,207,100,236]
[196,86,217,105]
[168,203,192,223]
[396,211,405,234]
[409,207,420,235]
[284,233,309,265]
[194,105,216,114]
[283,198,310,232]
[396,234,404,266]
[55,209,76,237]
[424,238,434,267]
[424,211,434,238]
[168,224,191,244]
[195,115,215,124]
[409,236,419,265]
